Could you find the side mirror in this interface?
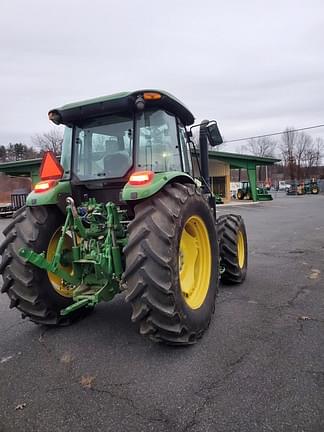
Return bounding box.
[206,121,223,146]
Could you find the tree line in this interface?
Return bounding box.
[0,129,63,162]
[241,127,324,180]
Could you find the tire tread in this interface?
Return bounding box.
[123,183,218,345]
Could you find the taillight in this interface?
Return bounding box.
[128,171,154,186]
[34,180,58,193]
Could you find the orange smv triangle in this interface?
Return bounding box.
[39,151,64,180]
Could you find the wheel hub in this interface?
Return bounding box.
[46,228,74,298]
[179,215,211,309]
[237,230,245,269]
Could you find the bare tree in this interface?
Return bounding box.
[294,132,312,179]
[279,128,297,179]
[32,128,63,155]
[279,128,324,179]
[241,137,277,182]
[242,136,277,157]
[303,137,324,176]
[313,137,324,167]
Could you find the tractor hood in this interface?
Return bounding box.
[48,89,195,127]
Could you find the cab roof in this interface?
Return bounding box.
[48,89,195,126]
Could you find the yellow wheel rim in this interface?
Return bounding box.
[46,228,74,298]
[237,231,245,269]
[179,215,211,310]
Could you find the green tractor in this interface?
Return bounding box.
[0,90,247,345]
[237,182,253,200]
[237,181,273,201]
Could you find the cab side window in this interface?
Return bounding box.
[137,110,182,172]
[178,124,192,175]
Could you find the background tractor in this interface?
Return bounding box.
[236,182,252,200]
[237,181,273,201]
[0,90,248,345]
[286,179,319,195]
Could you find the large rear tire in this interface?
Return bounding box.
[217,214,247,284]
[123,183,219,345]
[0,206,88,325]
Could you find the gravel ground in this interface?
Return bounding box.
[0,193,323,432]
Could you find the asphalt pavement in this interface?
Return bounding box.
[0,193,324,432]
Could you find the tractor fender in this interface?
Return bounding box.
[26,181,71,212]
[122,171,195,202]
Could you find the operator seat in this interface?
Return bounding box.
[104,151,131,177]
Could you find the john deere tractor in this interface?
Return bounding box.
[0,90,247,345]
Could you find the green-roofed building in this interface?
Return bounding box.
[0,150,280,203]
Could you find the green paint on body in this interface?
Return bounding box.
[247,168,258,202]
[56,92,130,111]
[26,181,72,206]
[51,89,190,115]
[122,171,194,201]
[20,198,127,316]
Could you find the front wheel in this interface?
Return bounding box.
[217,214,248,284]
[123,183,219,345]
[237,190,245,200]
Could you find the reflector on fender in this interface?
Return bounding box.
[39,151,64,180]
[128,171,154,186]
[34,180,58,193]
[143,92,162,100]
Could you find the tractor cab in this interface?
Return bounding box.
[50,91,193,203]
[48,90,222,207]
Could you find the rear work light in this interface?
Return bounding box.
[34,180,58,193]
[128,171,154,186]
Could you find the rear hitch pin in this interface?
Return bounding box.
[66,197,79,245]
[66,197,78,218]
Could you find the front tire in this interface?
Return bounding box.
[217,214,248,284]
[123,183,219,345]
[237,190,244,200]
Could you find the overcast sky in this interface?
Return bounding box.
[1,0,324,152]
